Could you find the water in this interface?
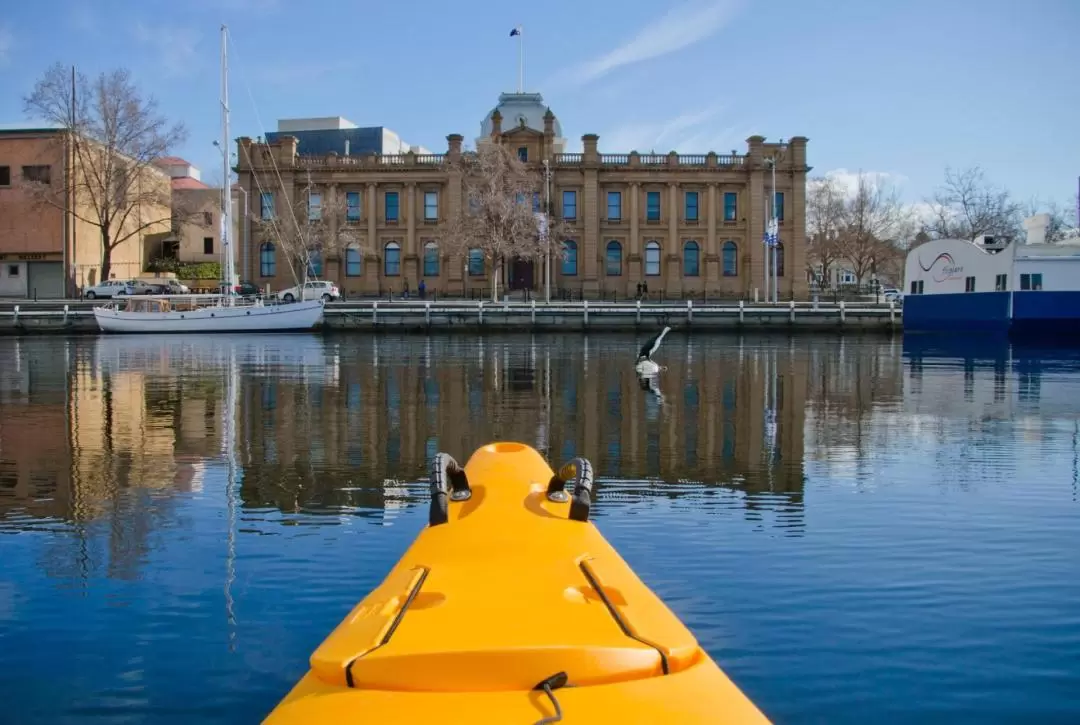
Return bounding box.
[1,333,1078,724]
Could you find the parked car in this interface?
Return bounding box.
[83,279,134,299]
[277,280,341,303]
[143,279,191,295]
[234,280,262,297]
[882,287,903,303]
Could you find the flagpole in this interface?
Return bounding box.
[762,179,769,303]
[771,157,778,303]
[518,26,524,93]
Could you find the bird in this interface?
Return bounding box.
[634,326,671,376]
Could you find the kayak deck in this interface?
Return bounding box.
[263,441,771,724]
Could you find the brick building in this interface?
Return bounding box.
[234,93,810,299]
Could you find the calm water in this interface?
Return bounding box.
[1,333,1078,724]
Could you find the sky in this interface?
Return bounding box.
[0,0,1077,215]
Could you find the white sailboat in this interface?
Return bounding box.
[93,25,324,335]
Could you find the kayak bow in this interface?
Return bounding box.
[263,441,771,724]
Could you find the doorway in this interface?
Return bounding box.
[509,257,535,291]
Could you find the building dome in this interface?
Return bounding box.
[479,92,563,139]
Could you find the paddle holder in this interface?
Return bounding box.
[429,452,471,526]
[546,457,595,522]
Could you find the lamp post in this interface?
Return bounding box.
[542,159,552,303]
[764,139,788,304]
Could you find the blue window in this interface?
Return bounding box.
[685,191,699,221]
[607,191,621,221]
[308,192,322,221]
[561,240,578,276]
[424,191,438,220]
[562,190,577,219]
[259,191,274,220]
[605,240,622,276]
[468,248,484,276]
[517,146,528,162]
[646,191,660,221]
[385,191,399,222]
[532,192,541,213]
[1020,273,1043,291]
[722,241,738,276]
[683,241,700,277]
[345,247,362,276]
[259,242,275,277]
[307,248,322,277]
[346,191,361,222]
[774,191,785,221]
[645,241,661,276]
[384,242,401,276]
[423,242,439,276]
[724,192,737,221]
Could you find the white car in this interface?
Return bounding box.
[277,280,341,303]
[83,279,134,299]
[882,287,903,303]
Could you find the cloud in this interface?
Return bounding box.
[821,168,909,199]
[0,23,12,67]
[547,0,743,89]
[595,104,750,154]
[133,22,202,77]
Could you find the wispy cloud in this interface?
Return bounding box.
[594,104,750,154]
[0,23,13,67]
[547,0,743,89]
[133,22,202,77]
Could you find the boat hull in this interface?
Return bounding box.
[263,442,771,724]
[93,300,324,334]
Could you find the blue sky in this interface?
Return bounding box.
[1,0,1077,212]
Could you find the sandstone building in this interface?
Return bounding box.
[233,93,810,299]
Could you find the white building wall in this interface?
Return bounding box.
[1014,256,1080,291]
[904,238,1015,295]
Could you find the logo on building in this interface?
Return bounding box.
[918,252,964,283]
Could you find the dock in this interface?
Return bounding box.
[0,299,902,335]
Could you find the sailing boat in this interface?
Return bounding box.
[93,25,324,334]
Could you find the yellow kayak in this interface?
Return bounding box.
[263,442,772,724]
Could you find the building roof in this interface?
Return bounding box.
[171,176,210,190]
[155,156,192,166]
[480,92,563,139]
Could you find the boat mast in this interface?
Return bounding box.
[220,24,234,308]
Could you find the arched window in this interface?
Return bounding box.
[307,248,322,277]
[605,240,622,276]
[722,241,738,277]
[259,242,276,277]
[468,248,484,276]
[384,241,401,276]
[683,241,700,277]
[776,242,785,277]
[561,240,578,276]
[423,241,439,277]
[644,240,661,276]
[345,246,362,276]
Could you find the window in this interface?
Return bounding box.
[346,247,362,276]
[468,248,484,276]
[645,241,661,276]
[307,249,323,277]
[1020,273,1043,291]
[0,166,10,186]
[385,191,399,222]
[260,191,274,220]
[607,191,622,221]
[532,193,541,213]
[562,190,577,220]
[646,191,661,221]
[775,242,785,276]
[6,264,19,277]
[910,279,924,294]
[561,240,578,276]
[724,192,737,221]
[774,191,785,222]
[22,165,51,184]
[684,241,700,276]
[346,191,361,222]
[203,211,213,226]
[384,242,401,276]
[605,241,622,276]
[203,237,214,255]
[424,191,438,221]
[423,241,439,276]
[685,191,699,222]
[995,274,1008,291]
[965,276,976,292]
[259,242,276,277]
[517,146,528,162]
[722,241,738,277]
[308,192,322,221]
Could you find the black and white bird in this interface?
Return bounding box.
[634,326,671,376]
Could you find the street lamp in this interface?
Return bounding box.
[542,159,552,303]
[764,139,788,304]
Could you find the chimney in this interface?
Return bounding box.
[345,139,350,156]
[1024,213,1051,245]
[447,133,463,160]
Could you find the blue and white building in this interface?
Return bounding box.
[903,213,1080,336]
[265,117,432,157]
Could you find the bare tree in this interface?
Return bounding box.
[806,176,845,287]
[22,63,189,282]
[442,143,568,301]
[836,172,910,288]
[923,166,1023,243]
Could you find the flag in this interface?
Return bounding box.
[763,219,779,247]
[510,26,521,37]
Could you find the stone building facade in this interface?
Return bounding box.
[233,93,810,299]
